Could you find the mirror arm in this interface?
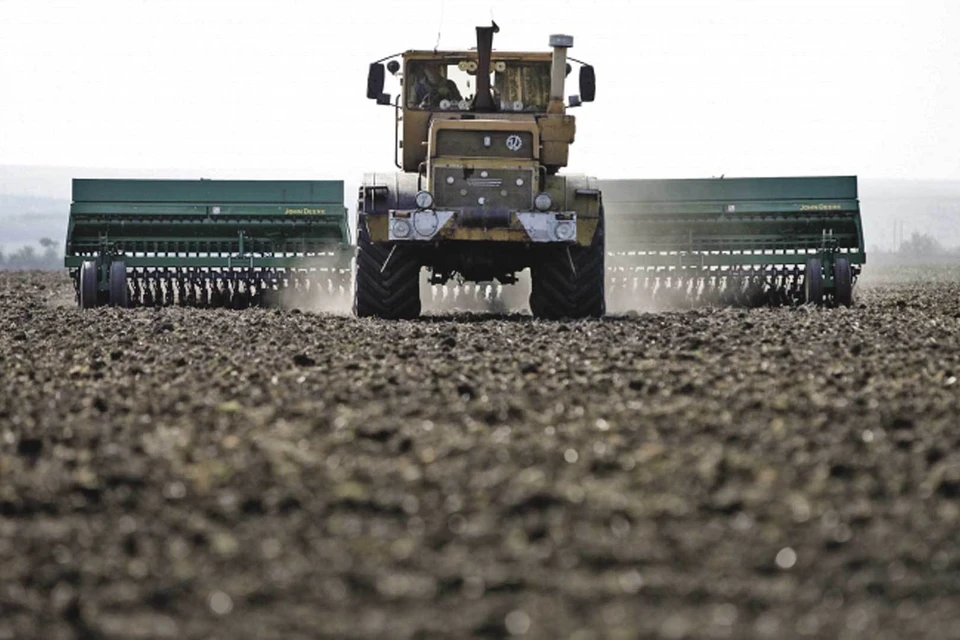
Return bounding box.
[371,51,405,65]
[394,94,403,170]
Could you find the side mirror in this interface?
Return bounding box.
[579,65,596,102]
[367,63,385,100]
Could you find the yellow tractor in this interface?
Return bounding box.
[359,23,603,319]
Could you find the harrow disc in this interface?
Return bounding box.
[604,264,814,311]
[99,267,352,311]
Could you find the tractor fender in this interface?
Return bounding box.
[542,174,602,246]
[360,173,420,242]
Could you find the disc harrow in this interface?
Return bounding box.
[109,267,351,309]
[606,263,859,309]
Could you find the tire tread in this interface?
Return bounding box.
[354,220,421,319]
[529,209,606,320]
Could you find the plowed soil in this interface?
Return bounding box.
[2,270,960,640]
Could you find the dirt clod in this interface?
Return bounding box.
[292,353,316,367]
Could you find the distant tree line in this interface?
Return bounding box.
[869,232,960,261]
[897,232,951,256]
[0,238,63,270]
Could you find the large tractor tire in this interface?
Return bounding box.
[529,211,606,320]
[354,219,421,319]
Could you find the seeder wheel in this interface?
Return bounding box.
[109,260,128,307]
[833,257,853,307]
[79,261,99,309]
[804,258,823,305]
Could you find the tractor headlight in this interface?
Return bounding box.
[392,219,411,238]
[415,191,434,209]
[555,220,575,241]
[413,210,439,236]
[534,193,553,211]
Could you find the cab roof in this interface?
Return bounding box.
[402,50,552,62]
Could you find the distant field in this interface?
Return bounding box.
[0,194,68,251]
[859,259,960,286]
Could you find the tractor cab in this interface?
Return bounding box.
[366,24,596,175]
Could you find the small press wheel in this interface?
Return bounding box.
[833,257,853,307]
[79,260,99,309]
[804,258,823,305]
[109,260,128,307]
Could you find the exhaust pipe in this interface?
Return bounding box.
[474,22,499,112]
[548,34,573,114]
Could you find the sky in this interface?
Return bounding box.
[1,0,959,183]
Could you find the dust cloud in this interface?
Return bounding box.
[271,261,353,315]
[280,278,353,315]
[421,269,532,315]
[284,265,535,316]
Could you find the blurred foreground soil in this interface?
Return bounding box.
[2,268,960,639]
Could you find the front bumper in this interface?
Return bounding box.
[385,209,578,244]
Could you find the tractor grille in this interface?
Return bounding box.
[433,167,536,212]
[435,130,535,159]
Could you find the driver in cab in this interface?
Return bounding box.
[413,64,462,108]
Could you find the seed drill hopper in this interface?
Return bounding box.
[601,176,865,307]
[65,179,352,308]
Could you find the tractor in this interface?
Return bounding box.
[358,23,604,319]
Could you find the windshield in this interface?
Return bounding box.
[406,59,551,112]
